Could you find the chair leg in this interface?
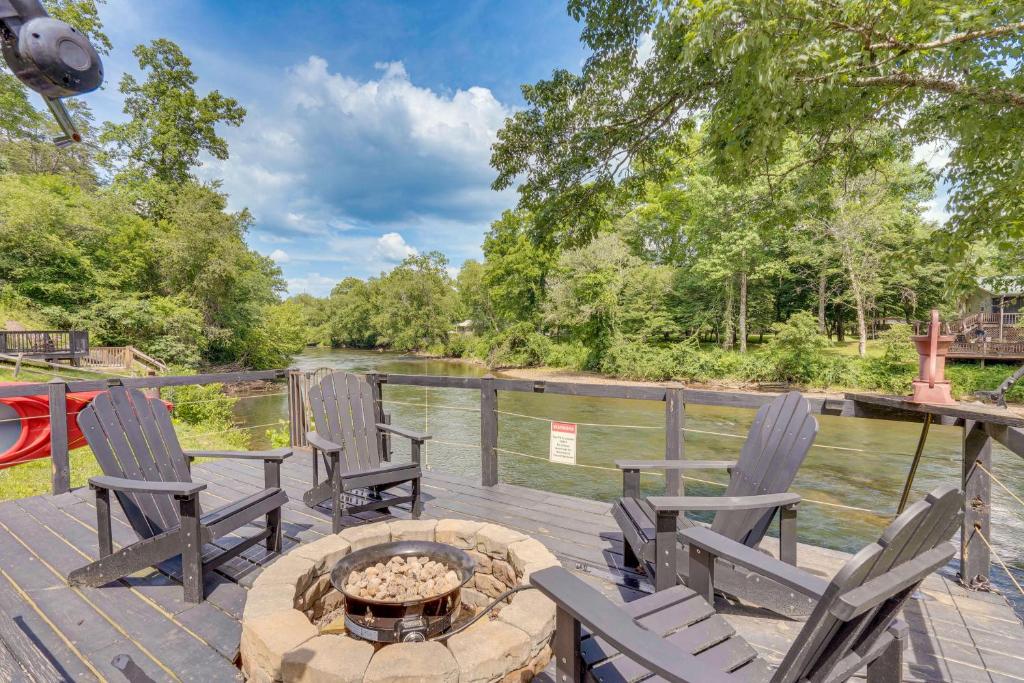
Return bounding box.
[553,607,582,682]
[866,631,905,683]
[654,509,678,592]
[331,465,343,534]
[178,495,204,603]
[266,508,282,552]
[622,537,641,572]
[779,503,798,565]
[688,544,715,604]
[95,487,113,558]
[411,476,422,519]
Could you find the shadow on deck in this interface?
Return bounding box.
[0,452,1021,682]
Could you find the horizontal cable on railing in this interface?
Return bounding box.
[168,391,287,407]
[430,439,480,450]
[973,529,1024,596]
[189,420,287,438]
[974,461,1024,511]
[492,445,880,513]
[495,409,865,452]
[382,399,479,413]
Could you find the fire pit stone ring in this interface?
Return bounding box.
[240,518,560,682]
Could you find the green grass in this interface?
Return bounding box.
[0,420,250,502]
[825,339,884,358]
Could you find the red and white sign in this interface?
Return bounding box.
[549,421,578,465]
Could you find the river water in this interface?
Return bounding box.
[235,348,1024,606]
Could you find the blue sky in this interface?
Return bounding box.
[88,0,588,295]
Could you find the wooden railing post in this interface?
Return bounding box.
[961,419,992,588]
[287,368,308,448]
[664,386,684,496]
[480,374,498,486]
[48,378,70,495]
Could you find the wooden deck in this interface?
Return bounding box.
[0,453,1022,682]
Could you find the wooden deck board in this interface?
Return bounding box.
[0,456,1020,682]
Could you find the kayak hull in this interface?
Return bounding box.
[0,385,102,469]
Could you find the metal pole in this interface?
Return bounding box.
[896,414,932,515]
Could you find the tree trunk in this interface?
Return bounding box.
[721,279,734,351]
[738,272,748,353]
[836,307,846,342]
[849,274,869,357]
[817,274,827,334]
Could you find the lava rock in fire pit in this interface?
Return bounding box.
[345,555,461,602]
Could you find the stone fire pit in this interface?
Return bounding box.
[240,519,561,682]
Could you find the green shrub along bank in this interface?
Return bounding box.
[439,319,1024,403]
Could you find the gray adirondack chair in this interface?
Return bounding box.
[68,386,291,603]
[534,484,963,683]
[303,371,426,533]
[613,391,818,615]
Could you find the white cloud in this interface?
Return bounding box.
[913,140,953,174]
[377,232,417,261]
[269,248,290,263]
[637,33,655,64]
[203,56,514,249]
[286,272,338,297]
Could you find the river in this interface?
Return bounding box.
[235,348,1024,607]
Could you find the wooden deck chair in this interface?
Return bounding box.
[533,484,963,683]
[68,386,291,603]
[303,371,426,533]
[612,391,818,615]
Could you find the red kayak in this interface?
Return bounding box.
[0,383,173,470]
[0,384,102,469]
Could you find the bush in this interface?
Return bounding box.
[443,334,470,358]
[485,323,551,368]
[764,312,832,384]
[544,341,590,370]
[878,324,918,366]
[163,380,236,427]
[599,338,675,380]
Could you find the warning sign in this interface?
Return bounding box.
[549,421,578,465]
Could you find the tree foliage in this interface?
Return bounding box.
[101,40,246,183]
[492,0,1024,249]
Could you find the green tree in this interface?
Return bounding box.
[455,259,496,333]
[482,210,553,328]
[492,0,1024,249]
[369,253,458,351]
[325,277,377,348]
[101,39,246,183]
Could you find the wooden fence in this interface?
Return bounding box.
[4,368,1024,588]
[0,330,88,362]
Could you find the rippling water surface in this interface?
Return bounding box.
[234,348,1024,612]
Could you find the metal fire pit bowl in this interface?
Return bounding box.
[329,540,475,643]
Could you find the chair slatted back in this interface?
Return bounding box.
[772,485,962,683]
[307,372,382,473]
[711,391,818,546]
[77,387,192,539]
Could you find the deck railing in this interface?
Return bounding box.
[80,345,168,373]
[3,368,1023,590]
[0,330,88,360]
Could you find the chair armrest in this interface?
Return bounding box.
[647,492,801,512]
[615,459,735,471]
[376,423,431,442]
[185,448,292,462]
[89,475,206,497]
[530,567,732,683]
[680,526,827,599]
[306,432,343,454]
